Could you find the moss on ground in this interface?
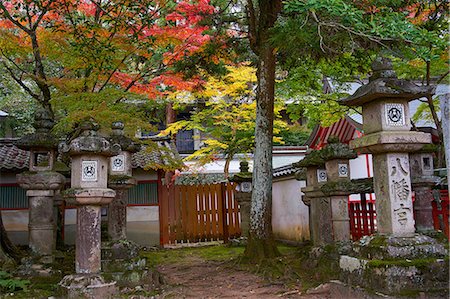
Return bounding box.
[6,242,344,297]
[141,244,245,268]
[1,246,75,298]
[142,242,340,292]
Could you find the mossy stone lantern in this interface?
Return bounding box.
[294,150,332,246]
[320,139,357,241]
[341,57,433,237]
[229,161,252,238]
[107,121,140,242]
[16,108,65,262]
[59,119,119,298]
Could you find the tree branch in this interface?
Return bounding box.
[0,3,31,34]
[246,0,258,54]
[1,61,42,101]
[32,0,54,30]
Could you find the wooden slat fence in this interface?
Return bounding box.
[160,182,240,245]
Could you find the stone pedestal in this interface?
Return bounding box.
[28,190,57,256]
[74,191,115,274]
[410,152,439,233]
[235,192,251,237]
[107,189,127,241]
[330,195,350,241]
[76,214,100,271]
[412,183,436,232]
[107,177,136,242]
[17,172,65,262]
[372,153,415,236]
[310,196,333,245]
[339,234,448,296]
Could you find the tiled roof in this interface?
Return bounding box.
[273,164,306,180]
[0,139,29,170]
[0,137,181,171]
[132,136,182,169]
[273,164,298,178]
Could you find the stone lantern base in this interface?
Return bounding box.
[59,274,117,299]
[339,234,449,296]
[100,239,163,288]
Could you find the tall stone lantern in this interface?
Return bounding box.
[338,58,448,295]
[16,108,65,263]
[342,57,433,236]
[59,120,119,298]
[107,121,140,241]
[229,161,252,238]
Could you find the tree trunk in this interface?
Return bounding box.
[244,0,281,262]
[440,94,449,192]
[0,211,19,264]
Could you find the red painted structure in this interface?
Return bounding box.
[432,190,449,238]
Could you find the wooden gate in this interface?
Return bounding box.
[159,182,240,245]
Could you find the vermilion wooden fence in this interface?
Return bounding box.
[432,190,449,238]
[350,190,449,240]
[159,182,240,245]
[349,193,376,241]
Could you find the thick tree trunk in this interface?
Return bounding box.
[0,211,19,264]
[244,0,281,262]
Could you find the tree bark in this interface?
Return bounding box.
[440,94,449,192]
[244,0,281,261]
[0,211,20,264]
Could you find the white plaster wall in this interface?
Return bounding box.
[272,178,309,242]
[127,206,159,221]
[349,154,373,179]
[2,210,28,231]
[64,206,159,224]
[349,154,376,201]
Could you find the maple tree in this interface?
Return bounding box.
[0,0,220,135]
[161,65,287,177]
[0,0,222,257]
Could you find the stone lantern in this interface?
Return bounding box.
[107,121,140,242]
[410,148,439,232]
[320,138,357,241]
[16,108,65,263]
[229,161,252,238]
[338,57,447,295]
[59,119,119,298]
[342,57,433,236]
[294,150,332,246]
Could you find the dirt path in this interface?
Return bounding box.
[155,259,335,299]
